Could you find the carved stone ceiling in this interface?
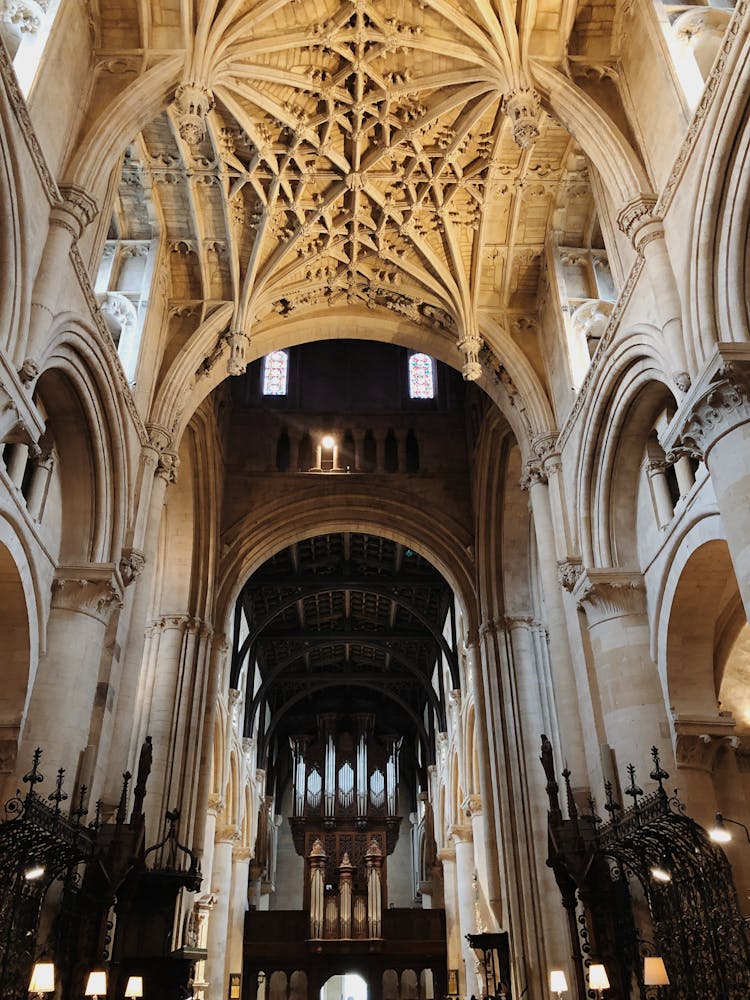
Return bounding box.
[109,0,601,377]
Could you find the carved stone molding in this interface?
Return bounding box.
[174,81,215,145]
[462,794,482,817]
[119,548,145,587]
[226,329,249,376]
[50,184,98,240]
[51,566,123,623]
[674,733,738,773]
[557,558,583,592]
[660,348,750,461]
[215,823,241,844]
[448,823,473,844]
[519,456,546,490]
[232,846,254,862]
[502,86,541,148]
[615,193,659,249]
[679,370,750,460]
[207,793,225,816]
[573,568,646,626]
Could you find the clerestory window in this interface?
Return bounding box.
[262,350,289,396]
[408,352,435,400]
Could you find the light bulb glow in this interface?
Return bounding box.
[650,865,672,883]
[321,435,335,450]
[24,865,46,881]
[710,824,732,843]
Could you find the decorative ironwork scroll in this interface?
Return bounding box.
[0,750,97,999]
[541,737,750,999]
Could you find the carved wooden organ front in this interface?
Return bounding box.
[289,713,401,940]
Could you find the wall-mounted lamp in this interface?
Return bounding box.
[85,970,108,999]
[28,962,55,997]
[125,975,144,997]
[709,812,750,844]
[321,435,335,450]
[588,963,610,998]
[24,865,46,881]
[549,969,568,997]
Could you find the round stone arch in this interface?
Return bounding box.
[155,304,553,463]
[656,512,748,724]
[214,490,479,664]
[36,318,131,565]
[0,513,42,793]
[575,336,679,568]
[690,22,750,366]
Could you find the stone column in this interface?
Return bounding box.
[24,186,98,369]
[463,638,503,921]
[26,447,54,520]
[18,565,122,790]
[662,351,750,619]
[106,430,175,803]
[523,448,587,779]
[646,458,675,528]
[450,826,479,999]
[206,826,239,1000]
[574,569,674,772]
[617,199,690,391]
[228,846,252,983]
[437,846,463,997]
[396,428,409,472]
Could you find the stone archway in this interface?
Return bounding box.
[0,538,33,792]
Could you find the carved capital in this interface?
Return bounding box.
[50,184,98,240]
[458,332,483,382]
[215,823,241,843]
[679,369,750,460]
[674,733,737,773]
[557,558,583,592]
[616,193,659,249]
[448,823,473,844]
[119,548,145,587]
[437,845,456,863]
[573,569,646,626]
[233,846,254,862]
[51,566,123,623]
[520,457,546,491]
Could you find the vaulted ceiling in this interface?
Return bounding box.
[102,0,619,383]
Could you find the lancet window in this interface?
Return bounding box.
[262,350,289,396]
[408,353,435,400]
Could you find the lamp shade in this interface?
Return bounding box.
[29,962,55,993]
[588,964,610,990]
[125,976,144,997]
[644,957,670,986]
[85,970,108,996]
[549,969,568,993]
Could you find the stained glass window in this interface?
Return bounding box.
[408,352,435,399]
[262,350,289,395]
